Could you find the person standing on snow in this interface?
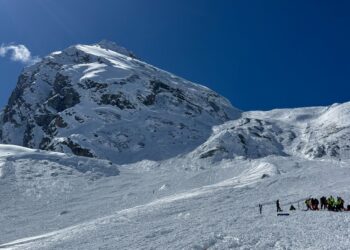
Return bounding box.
[320,196,327,210]
[313,198,319,210]
[335,197,344,211]
[327,196,335,211]
[276,200,282,212]
[259,204,263,214]
[305,198,312,211]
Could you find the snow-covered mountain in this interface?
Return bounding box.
[1,41,350,249]
[0,41,240,164]
[1,41,349,165]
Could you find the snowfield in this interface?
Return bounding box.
[1,144,350,249]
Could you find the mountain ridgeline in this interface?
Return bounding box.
[0,41,349,163]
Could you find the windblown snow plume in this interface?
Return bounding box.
[0,43,40,65]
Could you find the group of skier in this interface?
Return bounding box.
[305,196,348,211]
[259,196,350,215]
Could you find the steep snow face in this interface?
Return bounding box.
[245,102,350,159]
[300,103,350,159]
[189,101,350,162]
[0,41,240,164]
[190,117,287,161]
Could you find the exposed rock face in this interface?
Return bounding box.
[100,93,135,109]
[0,41,240,164]
[48,73,81,112]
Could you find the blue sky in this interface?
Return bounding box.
[0,0,349,110]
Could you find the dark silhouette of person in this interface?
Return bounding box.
[276,200,282,212]
[313,198,319,210]
[320,196,327,210]
[259,204,263,214]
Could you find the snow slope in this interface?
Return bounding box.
[246,102,350,159]
[191,101,350,163]
[1,147,350,249]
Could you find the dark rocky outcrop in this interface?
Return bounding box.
[63,138,95,158]
[47,73,80,112]
[100,93,135,110]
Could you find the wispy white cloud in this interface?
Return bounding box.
[0,43,40,65]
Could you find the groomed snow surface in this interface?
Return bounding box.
[1,144,350,249]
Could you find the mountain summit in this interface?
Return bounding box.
[0,41,240,164]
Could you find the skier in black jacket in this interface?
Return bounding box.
[276,200,282,212]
